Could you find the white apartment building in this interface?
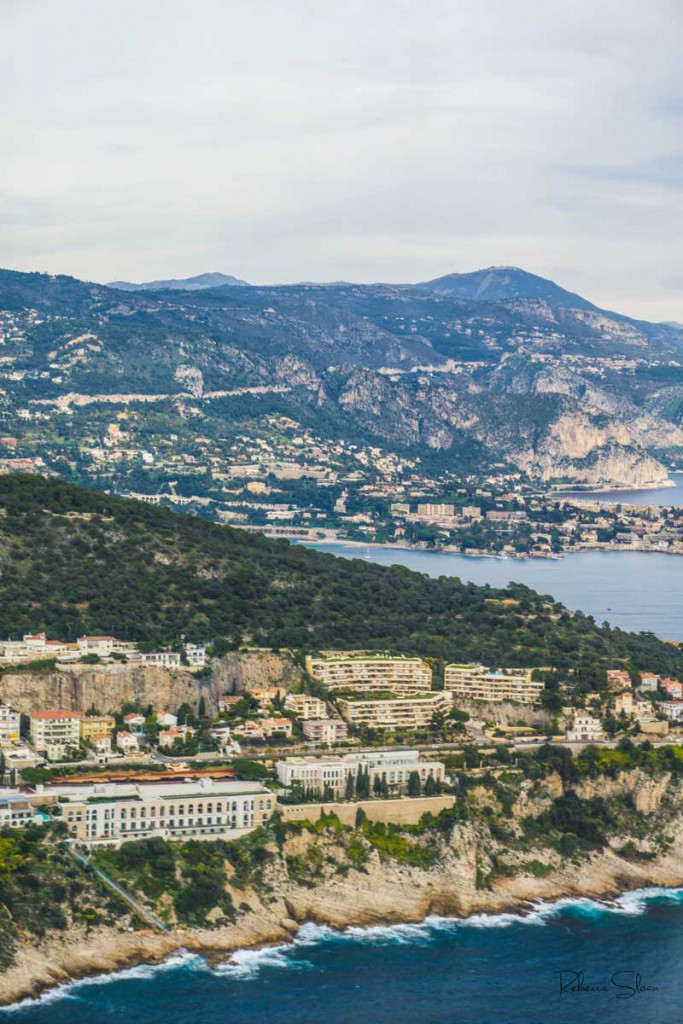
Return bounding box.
[566,714,604,743]
[285,694,328,720]
[416,503,456,519]
[306,655,433,694]
[0,794,44,828]
[444,664,543,704]
[141,651,182,668]
[276,749,445,796]
[660,701,683,722]
[336,691,451,730]
[185,644,207,668]
[56,777,273,843]
[0,704,21,745]
[29,710,82,759]
[302,718,348,745]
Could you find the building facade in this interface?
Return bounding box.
[306,655,433,693]
[80,715,115,743]
[302,718,348,745]
[566,714,604,742]
[58,777,273,843]
[285,694,328,720]
[0,704,21,745]
[29,710,82,759]
[444,664,542,704]
[336,691,451,730]
[276,750,445,797]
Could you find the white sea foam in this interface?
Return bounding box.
[213,943,313,979]
[0,950,202,1014]
[3,886,682,1011]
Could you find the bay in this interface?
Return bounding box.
[4,888,683,1024]
[307,545,683,641]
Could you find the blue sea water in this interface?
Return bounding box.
[307,546,683,641]
[4,889,683,1024]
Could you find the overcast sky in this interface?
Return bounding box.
[1,0,681,320]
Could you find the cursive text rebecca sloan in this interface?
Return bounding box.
[557,970,659,999]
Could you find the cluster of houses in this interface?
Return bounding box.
[0,633,206,669]
[0,742,448,843]
[566,669,683,742]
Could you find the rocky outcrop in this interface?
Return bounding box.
[0,664,211,716]
[0,651,304,716]
[210,651,304,697]
[4,782,683,1008]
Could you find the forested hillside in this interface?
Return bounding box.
[1,474,682,674]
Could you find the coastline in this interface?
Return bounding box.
[298,535,683,560]
[4,844,683,1011]
[545,478,677,495]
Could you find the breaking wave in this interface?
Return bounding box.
[4,886,682,1012]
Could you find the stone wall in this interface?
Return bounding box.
[279,794,454,826]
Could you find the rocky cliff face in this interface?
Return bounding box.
[331,360,681,487]
[2,768,683,1007]
[0,651,303,716]
[210,651,304,698]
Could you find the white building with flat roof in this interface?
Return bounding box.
[566,714,604,743]
[336,691,451,730]
[306,655,432,694]
[285,694,328,720]
[51,777,274,844]
[29,710,82,759]
[276,750,445,796]
[0,794,44,828]
[302,718,348,745]
[444,664,542,704]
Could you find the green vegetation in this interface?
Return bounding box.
[1,475,682,677]
[0,824,128,967]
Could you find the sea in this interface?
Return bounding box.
[6,478,683,1022]
[307,473,683,641]
[4,888,683,1023]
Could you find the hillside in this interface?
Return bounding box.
[1,265,682,489]
[107,272,250,291]
[0,474,682,674]
[415,266,597,309]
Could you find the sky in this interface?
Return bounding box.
[0,0,681,321]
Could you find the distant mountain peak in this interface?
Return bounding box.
[106,272,250,292]
[415,267,596,310]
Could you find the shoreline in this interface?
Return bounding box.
[298,536,683,561]
[3,867,683,1011]
[545,477,678,495]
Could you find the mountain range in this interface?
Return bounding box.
[1,265,682,488]
[107,272,250,291]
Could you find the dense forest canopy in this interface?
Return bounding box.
[1,473,682,674]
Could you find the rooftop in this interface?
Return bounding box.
[30,709,82,720]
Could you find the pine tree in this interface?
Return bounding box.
[408,771,421,797]
[344,772,354,800]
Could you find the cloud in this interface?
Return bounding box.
[0,0,680,319]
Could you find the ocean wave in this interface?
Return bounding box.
[3,885,682,1011]
[213,944,313,978]
[0,950,203,1014]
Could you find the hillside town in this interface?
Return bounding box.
[2,644,683,845]
[3,385,683,558]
